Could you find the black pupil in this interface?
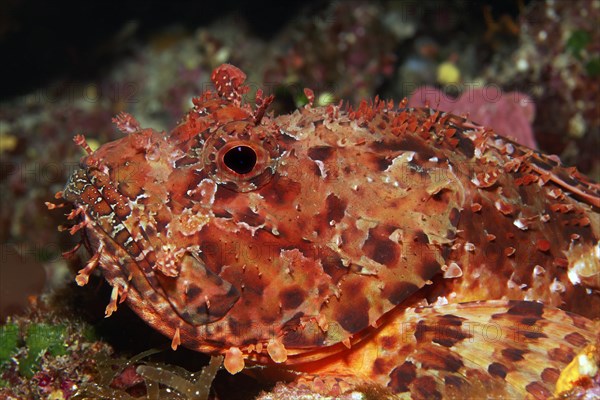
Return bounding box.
[223,146,257,174]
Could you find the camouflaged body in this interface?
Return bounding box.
[62,65,600,398]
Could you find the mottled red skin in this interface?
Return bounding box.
[61,64,600,397]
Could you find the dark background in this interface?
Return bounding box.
[0,0,523,99]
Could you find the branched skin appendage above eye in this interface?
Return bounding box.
[57,64,600,397]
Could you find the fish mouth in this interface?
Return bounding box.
[63,165,240,327]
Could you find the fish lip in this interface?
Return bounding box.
[63,167,90,203]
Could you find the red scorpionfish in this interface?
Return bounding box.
[54,64,600,398]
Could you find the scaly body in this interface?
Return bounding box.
[58,65,600,398]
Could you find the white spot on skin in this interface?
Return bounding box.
[314,160,327,178]
[432,296,448,306]
[550,278,566,293]
[389,229,403,244]
[279,129,296,139]
[508,273,528,290]
[443,262,462,279]
[177,208,210,236]
[237,221,265,236]
[507,277,518,290]
[197,179,217,205]
[533,265,545,276]
[386,152,416,173]
[513,218,528,230]
[568,265,582,285]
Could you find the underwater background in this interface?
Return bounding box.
[0,0,599,398]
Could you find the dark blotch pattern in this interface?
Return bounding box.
[335,283,370,333]
[444,375,465,388]
[522,330,547,340]
[415,259,442,282]
[488,362,508,379]
[279,286,305,310]
[413,376,442,400]
[506,300,544,318]
[307,146,334,161]
[456,135,475,158]
[380,335,398,350]
[564,331,587,347]
[207,285,240,319]
[438,314,464,326]
[501,347,527,362]
[391,136,435,159]
[369,154,393,171]
[362,227,400,266]
[417,345,464,372]
[213,210,233,218]
[237,207,265,227]
[370,139,408,153]
[548,346,576,364]
[186,284,203,299]
[214,185,238,202]
[320,252,348,283]
[520,317,540,326]
[388,361,416,392]
[325,193,347,223]
[413,230,429,244]
[372,357,388,376]
[432,329,471,348]
[413,319,471,349]
[154,207,171,233]
[525,382,552,398]
[383,281,419,305]
[541,367,560,384]
[449,207,461,227]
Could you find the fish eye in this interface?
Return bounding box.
[223,145,257,175]
[202,121,281,192]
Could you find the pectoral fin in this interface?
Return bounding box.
[385,300,599,399]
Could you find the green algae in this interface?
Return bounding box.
[19,323,68,378]
[0,323,17,389]
[585,58,600,77]
[0,323,20,364]
[566,29,591,59]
